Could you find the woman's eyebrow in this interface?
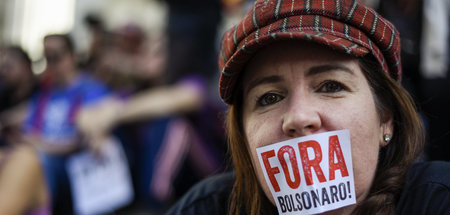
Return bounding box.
[245,75,283,95]
[244,64,353,94]
[307,64,355,76]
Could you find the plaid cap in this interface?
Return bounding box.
[218,0,402,105]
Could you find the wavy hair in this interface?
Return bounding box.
[226,56,425,215]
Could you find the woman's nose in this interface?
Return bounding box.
[281,98,321,137]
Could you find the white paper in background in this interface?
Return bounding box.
[67,137,134,215]
[256,130,356,215]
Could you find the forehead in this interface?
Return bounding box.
[243,41,358,81]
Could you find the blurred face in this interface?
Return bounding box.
[241,41,392,213]
[44,37,73,75]
[0,50,30,88]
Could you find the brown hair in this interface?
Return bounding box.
[226,56,425,215]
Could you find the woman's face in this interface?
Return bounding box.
[0,51,28,88]
[241,41,393,210]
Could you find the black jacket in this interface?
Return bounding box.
[167,161,450,214]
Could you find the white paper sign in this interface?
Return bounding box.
[256,130,356,215]
[67,137,134,215]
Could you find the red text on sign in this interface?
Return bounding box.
[260,135,349,192]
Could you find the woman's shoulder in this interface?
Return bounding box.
[166,172,235,215]
[396,161,450,214]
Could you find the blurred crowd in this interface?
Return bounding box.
[0,0,448,214]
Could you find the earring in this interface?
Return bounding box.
[383,134,391,143]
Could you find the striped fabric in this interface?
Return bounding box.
[218,0,401,105]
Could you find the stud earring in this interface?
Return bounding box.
[383,134,391,143]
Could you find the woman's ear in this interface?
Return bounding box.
[380,111,394,147]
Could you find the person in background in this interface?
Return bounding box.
[0,46,36,112]
[94,23,166,93]
[22,34,111,214]
[77,0,228,212]
[81,22,182,213]
[417,0,450,161]
[80,13,112,73]
[377,0,450,162]
[167,0,450,214]
[0,46,50,215]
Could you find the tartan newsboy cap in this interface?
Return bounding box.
[218,0,402,105]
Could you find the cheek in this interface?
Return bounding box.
[244,115,281,148]
[343,97,382,200]
[244,102,290,146]
[351,128,380,200]
[243,113,282,204]
[244,113,278,174]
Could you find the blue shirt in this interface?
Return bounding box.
[24,73,110,144]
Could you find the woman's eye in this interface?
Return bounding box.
[257,93,284,106]
[318,81,345,93]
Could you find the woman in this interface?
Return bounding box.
[0,46,50,215]
[168,0,450,214]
